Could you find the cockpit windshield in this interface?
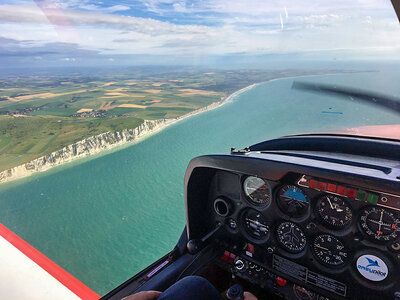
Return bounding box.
[0,0,399,296]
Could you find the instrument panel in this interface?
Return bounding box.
[218,173,400,244]
[207,171,400,299]
[183,136,400,299]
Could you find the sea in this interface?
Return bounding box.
[0,66,399,295]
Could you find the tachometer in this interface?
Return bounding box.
[312,234,347,267]
[243,176,271,206]
[277,185,309,217]
[276,222,307,253]
[316,195,352,229]
[242,209,270,240]
[359,206,400,242]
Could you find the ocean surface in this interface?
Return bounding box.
[0,69,400,295]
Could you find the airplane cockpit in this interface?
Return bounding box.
[1,1,400,300]
[103,133,400,300]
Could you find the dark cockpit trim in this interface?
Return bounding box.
[248,134,400,161]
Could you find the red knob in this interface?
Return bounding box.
[276,276,287,286]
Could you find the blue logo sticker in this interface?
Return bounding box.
[356,255,388,282]
[365,257,380,268]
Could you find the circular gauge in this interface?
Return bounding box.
[277,185,309,217]
[276,222,307,253]
[293,284,315,300]
[243,176,271,206]
[242,209,270,240]
[316,195,353,229]
[359,206,400,242]
[312,234,348,267]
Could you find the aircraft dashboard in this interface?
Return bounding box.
[184,135,400,300]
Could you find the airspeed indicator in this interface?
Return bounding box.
[243,176,271,206]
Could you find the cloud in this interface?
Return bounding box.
[33,0,131,12]
[136,0,393,18]
[112,38,140,43]
[67,4,131,13]
[159,37,220,48]
[0,4,209,36]
[0,36,98,57]
[172,1,188,13]
[0,0,399,64]
[62,57,76,61]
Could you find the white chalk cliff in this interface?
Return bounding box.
[0,119,171,183]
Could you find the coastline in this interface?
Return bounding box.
[0,83,255,184]
[0,70,358,184]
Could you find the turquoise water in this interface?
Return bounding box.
[0,70,399,295]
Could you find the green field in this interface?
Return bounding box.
[0,115,143,170]
[0,68,341,171]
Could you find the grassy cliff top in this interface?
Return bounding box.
[0,68,340,171]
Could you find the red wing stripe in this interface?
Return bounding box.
[0,224,100,300]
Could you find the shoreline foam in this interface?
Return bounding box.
[0,70,353,184]
[0,83,255,184]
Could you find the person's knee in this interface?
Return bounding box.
[167,275,217,293]
[158,275,222,300]
[179,276,210,287]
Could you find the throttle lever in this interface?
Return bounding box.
[186,222,222,254]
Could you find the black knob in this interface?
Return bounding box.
[186,239,201,254]
[226,284,244,300]
[234,259,245,271]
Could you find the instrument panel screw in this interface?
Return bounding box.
[267,247,274,254]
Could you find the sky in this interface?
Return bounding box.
[0,0,399,68]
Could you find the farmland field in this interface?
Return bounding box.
[0,68,341,171]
